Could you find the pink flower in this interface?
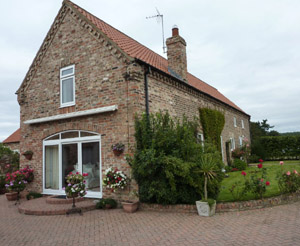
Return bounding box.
[257,163,263,169]
[260,178,264,182]
[293,170,298,174]
[266,181,270,186]
[286,171,291,176]
[259,159,264,163]
[279,161,284,165]
[241,171,247,176]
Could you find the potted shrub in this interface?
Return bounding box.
[121,190,139,213]
[96,198,118,209]
[196,154,218,217]
[5,171,27,203]
[64,172,88,215]
[22,150,33,160]
[111,143,125,156]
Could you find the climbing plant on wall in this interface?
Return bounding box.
[199,108,225,151]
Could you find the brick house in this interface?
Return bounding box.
[16,0,250,199]
[2,128,20,153]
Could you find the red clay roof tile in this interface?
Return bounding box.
[67,0,246,114]
[3,128,20,143]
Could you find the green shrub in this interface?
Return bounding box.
[277,170,300,194]
[129,112,224,205]
[0,175,6,194]
[232,159,247,171]
[199,108,225,151]
[96,198,117,209]
[248,154,260,163]
[26,191,43,200]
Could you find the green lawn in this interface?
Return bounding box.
[217,160,300,202]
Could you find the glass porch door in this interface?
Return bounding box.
[43,131,102,198]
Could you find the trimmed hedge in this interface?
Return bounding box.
[260,136,300,160]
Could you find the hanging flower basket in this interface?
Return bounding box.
[111,143,125,156]
[22,151,33,160]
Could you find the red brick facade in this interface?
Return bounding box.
[17,1,250,200]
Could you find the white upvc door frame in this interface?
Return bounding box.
[43,133,102,198]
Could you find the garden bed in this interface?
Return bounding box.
[140,191,300,213]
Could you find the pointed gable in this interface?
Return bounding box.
[18,0,246,114]
[66,0,245,114]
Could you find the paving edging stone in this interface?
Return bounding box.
[140,191,300,213]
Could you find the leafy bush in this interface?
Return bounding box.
[0,144,19,175]
[26,191,43,200]
[0,175,6,194]
[199,108,225,151]
[244,162,270,199]
[129,111,224,205]
[277,170,300,194]
[232,159,247,171]
[96,198,117,209]
[248,154,260,163]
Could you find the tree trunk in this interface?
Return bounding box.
[204,176,207,200]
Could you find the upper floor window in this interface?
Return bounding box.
[241,120,245,129]
[60,65,75,107]
[233,117,237,127]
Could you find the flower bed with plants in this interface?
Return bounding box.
[218,160,300,202]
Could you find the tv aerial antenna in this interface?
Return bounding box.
[146,8,166,54]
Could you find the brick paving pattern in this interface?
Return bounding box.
[1,195,300,246]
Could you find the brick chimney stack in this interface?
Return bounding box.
[166,26,187,82]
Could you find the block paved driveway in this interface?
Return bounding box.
[1,195,300,246]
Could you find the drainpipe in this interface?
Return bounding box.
[144,66,151,119]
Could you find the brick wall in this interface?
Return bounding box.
[146,71,250,163]
[19,10,142,200]
[18,6,250,200]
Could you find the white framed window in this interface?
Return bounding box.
[220,136,224,162]
[60,65,75,107]
[239,136,243,147]
[230,137,235,151]
[197,133,204,146]
[241,119,245,129]
[233,117,237,127]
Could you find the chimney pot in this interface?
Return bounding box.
[172,25,179,36]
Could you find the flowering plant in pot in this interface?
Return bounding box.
[103,167,128,192]
[111,143,125,156]
[196,154,219,217]
[5,171,27,203]
[20,166,34,183]
[64,172,88,215]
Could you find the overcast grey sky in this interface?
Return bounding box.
[0,0,299,141]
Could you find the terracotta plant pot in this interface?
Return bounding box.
[5,192,18,201]
[113,149,123,156]
[23,154,33,160]
[121,201,139,213]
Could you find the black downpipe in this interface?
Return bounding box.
[144,66,151,119]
